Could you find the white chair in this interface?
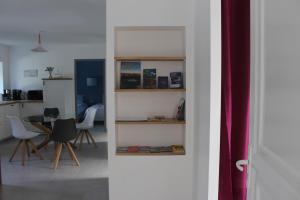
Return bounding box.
[7,116,43,166]
[73,106,99,149]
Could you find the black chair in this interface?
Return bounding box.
[52,119,80,170]
[44,108,59,118]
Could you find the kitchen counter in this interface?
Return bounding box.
[0,100,43,106]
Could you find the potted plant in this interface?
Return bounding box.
[45,66,54,79]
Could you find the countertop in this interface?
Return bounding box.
[0,100,44,106]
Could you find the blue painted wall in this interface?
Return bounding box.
[75,59,105,119]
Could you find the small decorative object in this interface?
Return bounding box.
[45,66,54,79]
[171,145,185,154]
[120,61,141,89]
[176,98,185,121]
[170,72,183,88]
[158,76,169,89]
[143,68,156,89]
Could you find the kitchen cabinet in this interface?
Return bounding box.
[0,103,19,140]
[19,102,44,117]
[0,102,44,140]
[0,106,5,140]
[43,79,75,116]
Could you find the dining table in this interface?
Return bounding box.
[23,114,76,150]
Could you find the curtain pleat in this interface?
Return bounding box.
[219,0,250,200]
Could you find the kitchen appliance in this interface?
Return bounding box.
[12,89,22,100]
[2,89,11,101]
[27,90,43,100]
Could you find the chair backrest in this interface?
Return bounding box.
[52,119,77,142]
[7,116,28,139]
[44,108,60,118]
[81,106,99,128]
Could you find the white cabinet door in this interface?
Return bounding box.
[0,106,6,140]
[19,103,44,132]
[19,103,44,117]
[248,0,300,199]
[43,80,75,116]
[3,103,19,139]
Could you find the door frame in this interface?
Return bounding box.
[74,59,106,130]
[247,0,265,198]
[248,0,300,199]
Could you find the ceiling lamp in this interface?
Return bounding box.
[31,31,48,52]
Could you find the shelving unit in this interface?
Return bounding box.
[115,56,185,61]
[114,27,186,156]
[115,88,186,92]
[116,152,185,156]
[116,119,185,125]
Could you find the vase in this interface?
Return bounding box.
[48,71,53,79]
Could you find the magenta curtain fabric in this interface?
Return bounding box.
[218,0,250,200]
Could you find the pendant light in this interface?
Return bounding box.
[31,31,48,52]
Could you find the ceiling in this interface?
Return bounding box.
[0,0,106,46]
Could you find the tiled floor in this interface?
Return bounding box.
[0,126,109,200]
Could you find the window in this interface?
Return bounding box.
[0,61,3,93]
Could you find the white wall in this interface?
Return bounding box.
[9,43,106,91]
[0,44,10,91]
[107,0,211,200]
[193,0,212,199]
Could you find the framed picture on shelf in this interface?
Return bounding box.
[158,76,169,89]
[143,68,157,89]
[120,61,142,89]
[170,72,183,88]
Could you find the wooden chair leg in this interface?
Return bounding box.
[85,131,90,144]
[66,143,80,167]
[28,140,44,160]
[65,143,74,160]
[86,130,97,148]
[53,143,62,170]
[79,132,84,150]
[73,131,81,146]
[22,140,26,166]
[44,135,49,150]
[9,140,23,162]
[25,140,30,157]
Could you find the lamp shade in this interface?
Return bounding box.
[31,32,48,52]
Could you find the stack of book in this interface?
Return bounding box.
[116,145,185,154]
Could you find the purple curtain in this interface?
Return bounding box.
[219,0,250,200]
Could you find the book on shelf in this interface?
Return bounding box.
[159,146,173,153]
[143,68,157,89]
[149,147,161,153]
[120,61,141,89]
[170,72,183,89]
[116,145,185,154]
[158,76,169,89]
[116,147,128,153]
[128,146,139,153]
[139,146,151,153]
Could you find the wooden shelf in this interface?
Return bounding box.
[42,77,73,80]
[116,152,185,156]
[115,88,185,92]
[115,56,185,61]
[116,119,185,125]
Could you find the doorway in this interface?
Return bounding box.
[75,59,106,130]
